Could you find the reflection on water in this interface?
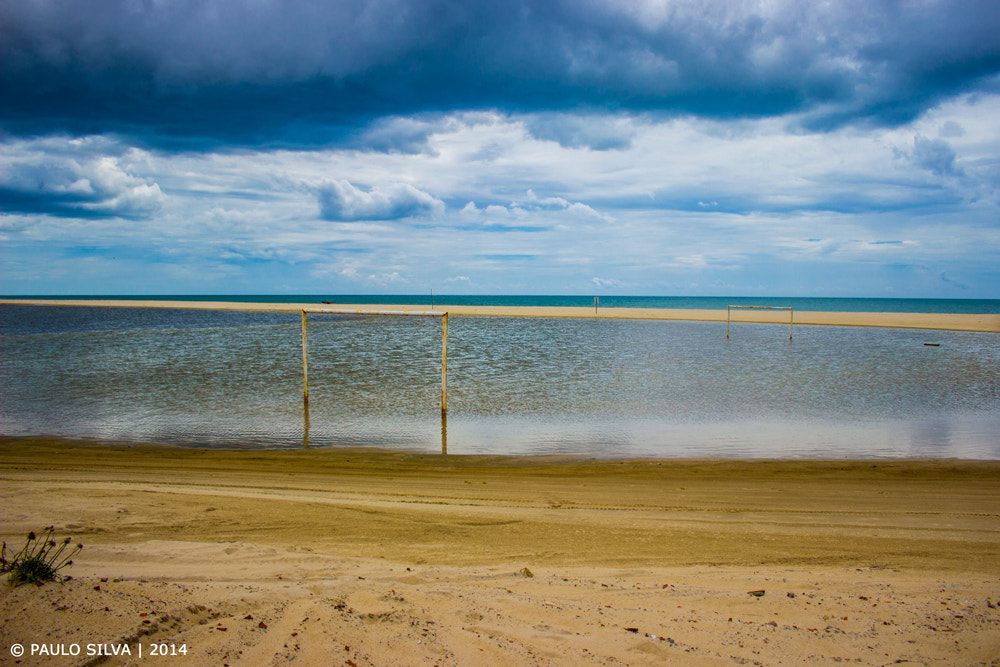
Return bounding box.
[302,402,310,449]
[441,412,448,455]
[1,304,998,458]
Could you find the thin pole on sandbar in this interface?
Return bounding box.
[441,313,448,414]
[301,310,309,404]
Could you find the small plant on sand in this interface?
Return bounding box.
[0,526,83,587]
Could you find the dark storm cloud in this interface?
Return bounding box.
[1,0,998,148]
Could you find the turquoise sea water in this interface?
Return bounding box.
[1,300,998,458]
[9,294,1000,313]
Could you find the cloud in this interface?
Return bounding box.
[911,136,963,177]
[0,139,165,218]
[519,190,609,221]
[938,121,965,138]
[592,276,624,288]
[343,116,447,155]
[456,190,612,230]
[316,180,444,221]
[521,189,571,210]
[369,271,403,285]
[939,272,967,289]
[2,0,998,147]
[524,114,636,151]
[2,93,997,299]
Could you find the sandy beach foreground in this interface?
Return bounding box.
[1,439,999,666]
[4,298,1000,332]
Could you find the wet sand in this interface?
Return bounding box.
[3,298,1000,332]
[2,438,999,665]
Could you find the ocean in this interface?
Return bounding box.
[1,297,998,458]
[9,294,1000,313]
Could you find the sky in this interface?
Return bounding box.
[1,0,999,298]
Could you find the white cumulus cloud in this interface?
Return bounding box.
[316,180,444,221]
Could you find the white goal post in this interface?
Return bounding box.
[726,305,794,340]
[300,309,449,413]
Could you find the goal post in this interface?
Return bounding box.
[726,305,794,340]
[300,309,449,413]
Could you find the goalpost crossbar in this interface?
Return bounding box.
[302,308,447,318]
[300,309,449,413]
[726,305,794,340]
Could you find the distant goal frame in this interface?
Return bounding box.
[726,305,794,340]
[300,309,449,414]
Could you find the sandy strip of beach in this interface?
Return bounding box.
[2,438,999,666]
[3,298,999,332]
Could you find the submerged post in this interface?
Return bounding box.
[441,411,448,455]
[301,310,309,405]
[441,312,448,414]
[302,401,310,449]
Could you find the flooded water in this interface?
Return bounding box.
[1,304,998,458]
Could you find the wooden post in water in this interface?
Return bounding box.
[301,310,309,405]
[441,312,448,414]
[789,307,794,341]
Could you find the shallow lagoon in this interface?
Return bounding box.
[2,304,998,457]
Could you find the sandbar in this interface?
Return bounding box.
[2,438,999,665]
[3,297,999,331]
